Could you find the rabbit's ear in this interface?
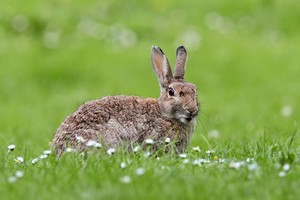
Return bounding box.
[174,46,187,80]
[151,46,173,90]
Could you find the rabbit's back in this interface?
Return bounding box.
[52,95,183,156]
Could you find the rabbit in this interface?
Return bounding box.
[52,46,199,157]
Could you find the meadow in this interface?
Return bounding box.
[0,0,299,199]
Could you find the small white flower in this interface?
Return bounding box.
[43,150,52,155]
[93,142,102,148]
[40,154,48,159]
[8,144,16,151]
[278,171,286,177]
[8,176,17,183]
[107,148,115,156]
[65,147,73,152]
[136,168,145,176]
[31,158,39,164]
[246,157,254,163]
[229,161,245,169]
[120,162,126,169]
[145,138,154,145]
[120,176,131,183]
[281,105,293,117]
[144,151,151,158]
[165,138,171,143]
[86,140,101,148]
[192,146,201,152]
[283,163,290,171]
[248,162,259,171]
[205,149,215,154]
[201,158,210,164]
[193,158,210,166]
[15,171,24,178]
[179,153,187,158]
[86,140,96,147]
[75,135,85,143]
[133,145,140,152]
[217,158,226,163]
[193,160,202,166]
[183,159,189,164]
[14,157,24,163]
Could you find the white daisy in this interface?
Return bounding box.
[136,168,145,176]
[31,158,39,164]
[65,147,73,152]
[8,176,17,183]
[107,148,115,156]
[193,158,210,166]
[179,153,187,158]
[120,162,126,169]
[192,146,201,152]
[145,138,154,145]
[133,146,140,152]
[165,138,171,143]
[40,154,48,159]
[183,159,189,164]
[75,135,85,143]
[248,162,259,171]
[15,171,24,178]
[229,161,245,169]
[281,105,293,117]
[283,163,290,171]
[217,158,226,163]
[93,142,102,148]
[86,140,97,147]
[119,176,131,183]
[278,171,286,177]
[43,150,52,155]
[14,157,24,163]
[144,151,151,158]
[205,149,215,154]
[8,144,16,151]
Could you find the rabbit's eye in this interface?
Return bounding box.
[179,91,184,97]
[168,88,175,96]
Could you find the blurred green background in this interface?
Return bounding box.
[0,0,299,151]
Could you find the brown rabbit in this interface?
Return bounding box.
[52,46,199,157]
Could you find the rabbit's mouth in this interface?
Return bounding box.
[179,116,194,124]
[184,117,193,122]
[177,110,198,124]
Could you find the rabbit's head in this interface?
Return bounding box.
[151,46,199,124]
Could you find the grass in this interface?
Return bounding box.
[2,136,300,200]
[0,0,300,199]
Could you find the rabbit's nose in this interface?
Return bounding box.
[187,108,198,117]
[187,107,197,114]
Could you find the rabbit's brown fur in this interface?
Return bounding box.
[52,46,199,157]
